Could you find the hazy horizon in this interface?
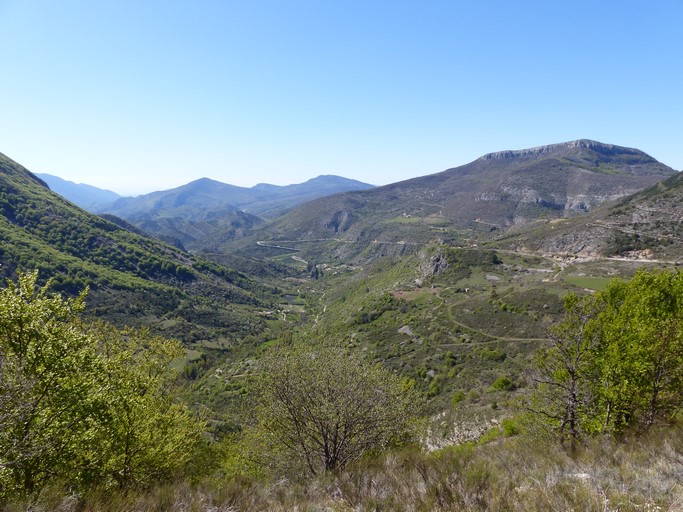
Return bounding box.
[2,1,681,195]
[35,170,380,198]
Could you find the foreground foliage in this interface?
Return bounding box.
[3,263,683,509]
[0,272,205,498]
[528,268,683,441]
[9,423,683,511]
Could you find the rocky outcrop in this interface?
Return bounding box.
[418,250,450,277]
[324,210,356,233]
[479,139,647,161]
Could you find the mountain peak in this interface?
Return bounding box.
[186,177,230,188]
[479,139,648,161]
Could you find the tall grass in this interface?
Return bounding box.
[7,423,683,511]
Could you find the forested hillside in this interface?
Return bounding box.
[0,151,288,355]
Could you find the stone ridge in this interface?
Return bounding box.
[478,139,646,160]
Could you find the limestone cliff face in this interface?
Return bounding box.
[502,172,683,259]
[324,210,355,233]
[461,140,675,225]
[479,139,648,163]
[492,186,637,216]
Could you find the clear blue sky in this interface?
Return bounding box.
[1,0,681,195]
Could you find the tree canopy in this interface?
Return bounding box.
[528,268,683,442]
[0,271,205,498]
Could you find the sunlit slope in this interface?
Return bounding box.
[242,140,674,262]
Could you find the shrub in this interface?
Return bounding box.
[249,341,421,476]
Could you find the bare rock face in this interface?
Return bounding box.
[503,172,683,260]
[430,254,449,275]
[499,187,565,210]
[418,250,449,277]
[479,139,649,162]
[324,210,355,233]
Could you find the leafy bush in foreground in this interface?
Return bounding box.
[527,268,683,443]
[0,272,205,499]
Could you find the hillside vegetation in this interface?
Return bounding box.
[0,152,294,385]
[2,268,683,511]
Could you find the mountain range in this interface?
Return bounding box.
[37,140,677,262]
[37,173,374,217]
[43,174,372,250]
[36,173,121,210]
[239,140,675,262]
[3,139,682,427]
[97,175,373,219]
[7,140,682,296]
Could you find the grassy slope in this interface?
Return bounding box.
[300,249,557,415]
[258,241,674,432]
[14,420,683,511]
[198,199,683,434]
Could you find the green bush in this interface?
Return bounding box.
[488,376,515,392]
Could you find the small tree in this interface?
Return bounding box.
[0,271,97,495]
[252,342,420,476]
[594,270,683,432]
[77,322,206,489]
[526,293,600,446]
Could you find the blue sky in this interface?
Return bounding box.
[1,0,681,195]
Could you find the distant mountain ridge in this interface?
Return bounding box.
[241,140,675,261]
[36,172,374,218]
[96,174,373,251]
[36,173,121,210]
[100,174,374,219]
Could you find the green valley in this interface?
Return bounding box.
[2,141,683,510]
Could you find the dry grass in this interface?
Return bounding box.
[7,424,683,511]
